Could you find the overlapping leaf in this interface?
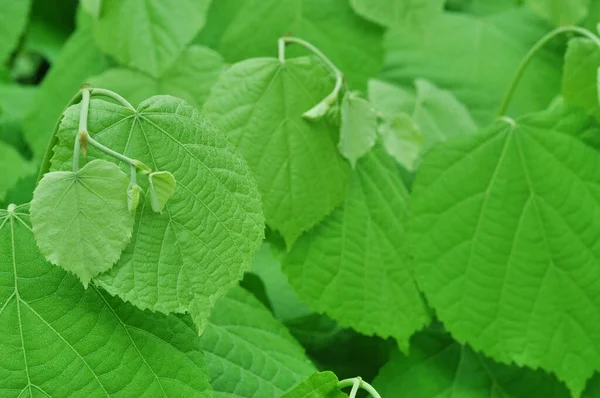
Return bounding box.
[409,109,600,396]
[50,96,264,331]
[0,0,31,63]
[349,0,444,30]
[204,57,349,247]
[282,372,347,398]
[338,92,378,167]
[0,205,212,397]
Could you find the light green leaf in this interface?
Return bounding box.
[203,57,349,247]
[216,0,383,90]
[446,0,520,15]
[51,96,264,332]
[562,38,600,121]
[378,112,422,172]
[93,0,211,77]
[200,287,316,397]
[383,9,562,125]
[22,26,109,158]
[148,171,176,213]
[284,145,430,350]
[0,205,212,397]
[368,79,416,117]
[282,372,347,398]
[409,110,600,396]
[127,182,142,212]
[80,0,102,19]
[0,143,35,202]
[525,0,589,26]
[374,329,570,398]
[339,92,378,167]
[31,159,134,287]
[89,45,226,108]
[0,0,31,63]
[349,0,444,30]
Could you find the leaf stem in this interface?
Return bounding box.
[338,377,382,398]
[278,36,344,118]
[90,88,136,111]
[73,88,91,173]
[498,25,600,117]
[83,132,139,167]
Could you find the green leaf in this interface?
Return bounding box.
[282,372,347,398]
[0,0,31,63]
[377,112,422,172]
[148,171,176,213]
[339,92,378,167]
[525,0,589,26]
[127,181,142,212]
[203,57,349,247]
[349,0,444,30]
[93,0,211,77]
[284,145,430,350]
[382,9,562,125]
[31,159,134,287]
[0,143,35,202]
[409,110,600,396]
[0,205,212,396]
[374,328,570,398]
[216,0,383,90]
[51,96,265,332]
[562,38,600,121]
[200,287,316,397]
[368,79,416,117]
[88,45,226,109]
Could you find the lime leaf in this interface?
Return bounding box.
[284,145,430,350]
[525,0,589,26]
[562,38,600,121]
[92,0,211,77]
[0,205,212,396]
[204,57,349,247]
[377,113,422,172]
[89,45,226,108]
[0,143,35,202]
[31,159,134,287]
[338,92,378,167]
[282,372,347,398]
[349,0,444,30]
[374,329,570,397]
[410,111,600,396]
[51,96,265,332]
[383,9,562,125]
[200,287,316,397]
[127,182,142,212]
[216,0,383,90]
[148,171,176,213]
[0,0,31,63]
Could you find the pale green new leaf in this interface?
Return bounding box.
[0,205,212,397]
[31,159,134,287]
[409,110,600,396]
[562,38,600,121]
[284,145,430,350]
[339,92,378,167]
[93,0,211,77]
[0,0,31,63]
[383,9,562,125]
[89,45,226,108]
[378,113,422,172]
[374,329,570,398]
[127,182,142,212]
[282,372,347,398]
[349,0,444,30]
[525,0,589,26]
[51,96,264,332]
[200,287,316,398]
[203,57,349,247]
[148,171,176,213]
[0,143,35,202]
[368,79,416,117]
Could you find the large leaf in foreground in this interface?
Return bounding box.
[0,0,31,63]
[51,96,264,331]
[284,145,430,350]
[410,111,600,396]
[31,159,134,287]
[200,287,315,397]
[204,57,349,247]
[374,329,570,397]
[0,205,211,397]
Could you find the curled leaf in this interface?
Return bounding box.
[148,170,176,213]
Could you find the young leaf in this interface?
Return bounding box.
[0,205,212,396]
[148,171,176,213]
[374,329,570,397]
[92,0,211,77]
[409,111,600,396]
[0,0,31,63]
[377,112,422,172]
[349,0,444,30]
[51,96,265,332]
[0,143,35,202]
[284,145,430,351]
[525,0,589,26]
[203,57,349,247]
[562,38,600,121]
[282,372,347,398]
[127,181,142,212]
[31,159,134,287]
[338,92,378,167]
[200,287,316,397]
